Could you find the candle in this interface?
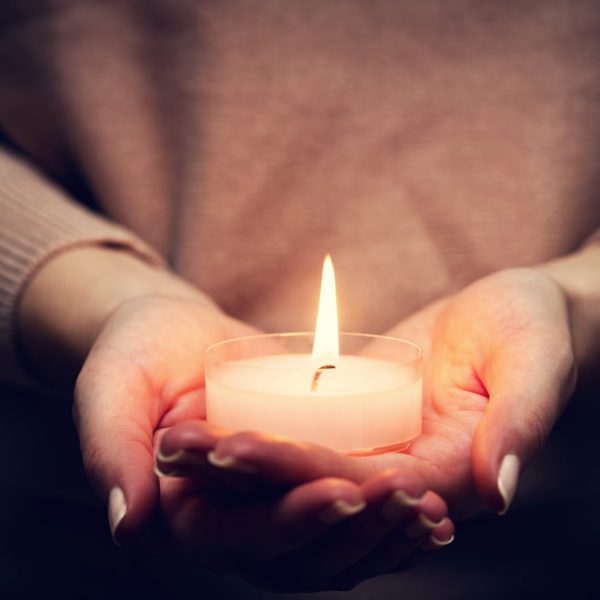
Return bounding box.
[205,256,422,455]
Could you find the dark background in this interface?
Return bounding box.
[0,384,598,600]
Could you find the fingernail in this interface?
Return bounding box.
[207,451,257,474]
[155,449,206,476]
[154,463,182,477]
[422,533,455,551]
[108,487,127,545]
[159,447,208,464]
[405,513,444,539]
[381,490,423,521]
[497,454,520,515]
[318,499,367,524]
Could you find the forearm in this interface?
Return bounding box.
[539,242,600,381]
[17,246,220,385]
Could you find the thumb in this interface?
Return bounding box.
[74,349,159,544]
[471,332,576,514]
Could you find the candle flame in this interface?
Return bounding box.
[311,255,339,370]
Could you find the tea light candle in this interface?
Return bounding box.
[205,257,422,455]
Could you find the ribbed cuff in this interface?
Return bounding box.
[0,148,165,386]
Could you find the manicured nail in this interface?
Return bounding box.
[155,449,206,476]
[405,513,444,539]
[108,487,127,545]
[159,448,209,465]
[318,499,367,524]
[422,533,455,551]
[154,463,182,477]
[497,454,520,515]
[381,490,423,521]
[206,451,257,474]
[156,448,187,463]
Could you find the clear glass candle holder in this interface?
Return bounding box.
[205,332,422,456]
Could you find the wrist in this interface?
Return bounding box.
[537,244,600,379]
[17,245,219,384]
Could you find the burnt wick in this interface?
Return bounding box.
[311,364,336,392]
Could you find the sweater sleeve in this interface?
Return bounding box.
[0,147,165,386]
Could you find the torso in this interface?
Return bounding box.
[1,0,600,331]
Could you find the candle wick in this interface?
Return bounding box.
[311,364,336,392]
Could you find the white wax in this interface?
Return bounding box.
[206,354,422,453]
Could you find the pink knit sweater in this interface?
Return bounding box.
[1,1,599,384]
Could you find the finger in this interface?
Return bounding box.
[158,426,431,498]
[155,419,231,467]
[330,489,450,589]
[472,327,576,514]
[152,395,213,467]
[420,517,455,551]
[156,388,207,428]
[240,478,366,561]
[207,430,379,486]
[332,520,453,591]
[160,476,365,562]
[74,348,159,545]
[383,518,456,579]
[260,477,444,592]
[155,420,277,495]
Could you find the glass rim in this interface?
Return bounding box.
[205,331,423,368]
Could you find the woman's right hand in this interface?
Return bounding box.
[17,245,253,542]
[73,293,256,543]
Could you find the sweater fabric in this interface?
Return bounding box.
[1,0,599,384]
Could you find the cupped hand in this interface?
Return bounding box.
[161,268,576,519]
[73,295,258,544]
[157,448,453,592]
[387,267,576,516]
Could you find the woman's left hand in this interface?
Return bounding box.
[156,452,454,592]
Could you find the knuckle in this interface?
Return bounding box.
[313,478,358,500]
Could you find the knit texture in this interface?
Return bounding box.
[0,1,599,384]
[0,148,163,384]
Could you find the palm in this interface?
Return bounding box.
[345,298,487,518]
[87,296,259,425]
[361,370,486,519]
